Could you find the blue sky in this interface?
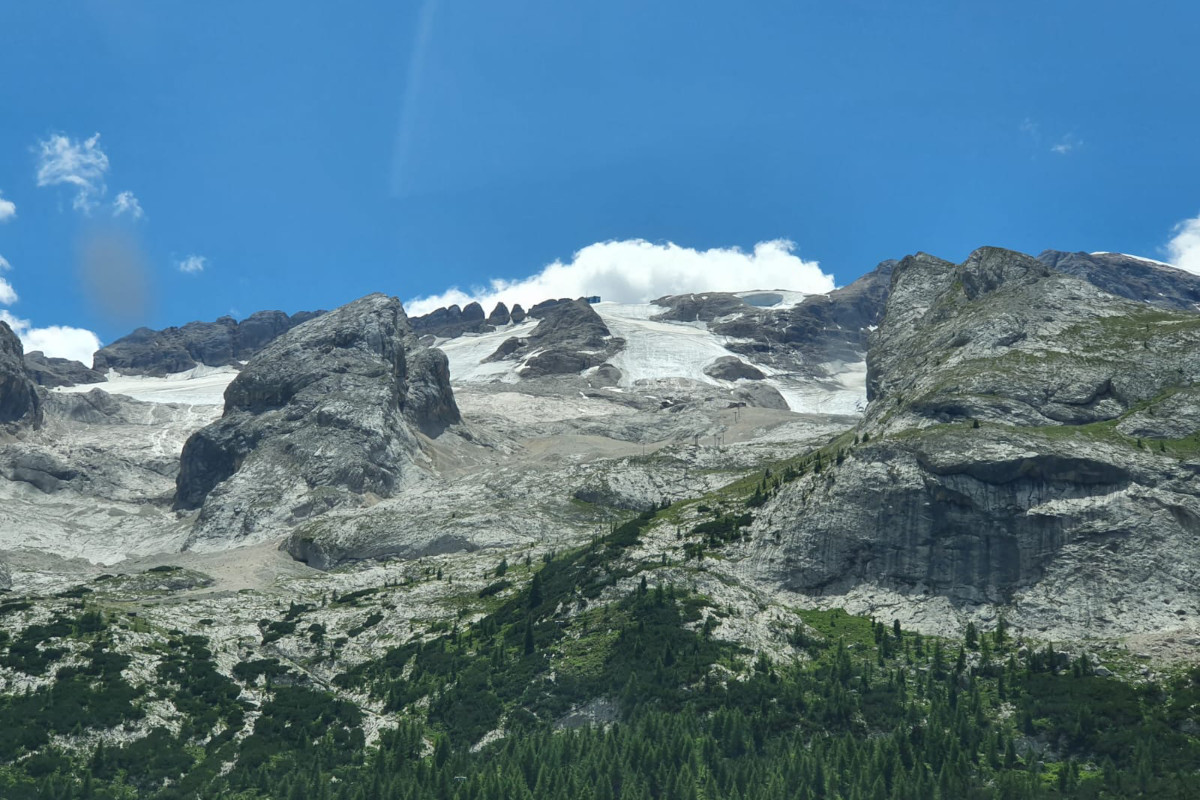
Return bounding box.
[1,1,1198,361]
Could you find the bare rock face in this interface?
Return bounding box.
[175,294,460,548]
[652,292,749,322]
[484,299,625,377]
[752,246,1200,633]
[23,351,105,388]
[487,302,511,326]
[93,310,324,377]
[0,322,42,431]
[1038,250,1200,312]
[704,356,766,382]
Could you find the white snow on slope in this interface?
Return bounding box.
[597,302,737,386]
[436,319,539,383]
[55,364,238,406]
[735,289,809,309]
[596,303,866,415]
[1091,252,1176,269]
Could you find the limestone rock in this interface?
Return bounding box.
[410,303,492,339]
[1038,250,1200,312]
[23,351,105,388]
[176,293,460,548]
[704,356,766,381]
[487,302,511,326]
[652,293,749,322]
[93,310,323,376]
[0,321,42,430]
[752,246,1200,634]
[484,299,625,378]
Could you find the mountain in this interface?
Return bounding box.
[1038,249,1200,312]
[747,247,1200,636]
[176,294,459,550]
[1,248,1199,796]
[0,321,41,432]
[92,309,325,376]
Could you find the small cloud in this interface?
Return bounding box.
[0,255,15,304]
[112,190,144,220]
[0,310,101,364]
[1050,133,1081,155]
[177,254,206,274]
[0,191,15,222]
[1166,213,1200,276]
[1019,118,1040,139]
[35,132,111,213]
[405,238,835,316]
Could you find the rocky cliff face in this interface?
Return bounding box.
[484,298,625,377]
[750,246,1200,635]
[1038,250,1200,313]
[92,309,324,377]
[649,262,895,379]
[0,322,42,431]
[23,351,105,388]
[176,294,460,548]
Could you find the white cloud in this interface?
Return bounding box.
[177,254,206,274]
[404,238,835,316]
[35,132,110,212]
[1166,213,1200,276]
[112,190,144,220]
[0,310,101,364]
[0,255,15,305]
[1050,133,1081,155]
[0,191,15,222]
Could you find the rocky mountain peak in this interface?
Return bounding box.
[959,246,1053,300]
[1038,249,1200,312]
[175,293,460,548]
[91,308,324,378]
[754,245,1200,625]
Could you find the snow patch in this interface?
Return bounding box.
[1090,252,1176,269]
[437,320,539,384]
[56,365,239,406]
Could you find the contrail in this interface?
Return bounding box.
[390,0,440,197]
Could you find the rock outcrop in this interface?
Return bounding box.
[704,356,766,382]
[23,351,105,388]
[176,294,460,548]
[652,293,749,322]
[752,246,1200,633]
[410,303,493,339]
[92,309,324,377]
[0,322,42,430]
[485,299,625,377]
[487,302,511,326]
[1038,250,1200,313]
